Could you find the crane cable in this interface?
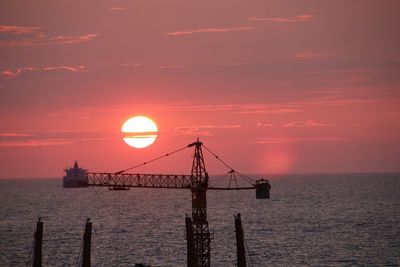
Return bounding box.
[209,171,231,187]
[202,144,256,184]
[114,145,190,174]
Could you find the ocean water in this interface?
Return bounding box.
[0,173,399,266]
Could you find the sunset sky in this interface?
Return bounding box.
[1,1,399,178]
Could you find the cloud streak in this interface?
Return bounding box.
[247,14,312,23]
[0,33,98,47]
[165,26,255,36]
[0,139,74,147]
[0,134,112,148]
[162,103,303,114]
[109,7,127,11]
[283,120,333,127]
[256,122,273,127]
[0,133,31,137]
[255,137,344,144]
[235,108,302,114]
[175,124,241,136]
[0,25,98,47]
[2,65,86,79]
[295,51,337,59]
[0,25,41,34]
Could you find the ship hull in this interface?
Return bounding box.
[63,179,88,188]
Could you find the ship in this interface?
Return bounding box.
[63,160,89,188]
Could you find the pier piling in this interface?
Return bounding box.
[234,213,246,267]
[82,218,92,267]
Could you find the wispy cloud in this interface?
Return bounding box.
[2,65,86,79]
[256,122,273,127]
[0,25,41,34]
[0,139,74,147]
[0,134,112,148]
[295,51,338,59]
[175,124,241,136]
[162,103,303,114]
[163,104,236,112]
[0,33,98,47]
[0,24,98,47]
[45,110,92,119]
[247,14,312,23]
[109,7,127,11]
[156,95,398,117]
[120,63,183,70]
[255,136,344,144]
[0,133,31,137]
[151,65,182,70]
[235,108,302,114]
[165,26,255,36]
[283,120,333,127]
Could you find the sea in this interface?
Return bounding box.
[0,173,399,266]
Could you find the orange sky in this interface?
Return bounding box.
[1,1,400,178]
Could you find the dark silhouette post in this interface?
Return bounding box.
[82,218,92,267]
[33,217,43,267]
[235,213,246,267]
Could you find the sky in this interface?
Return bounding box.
[1,0,400,178]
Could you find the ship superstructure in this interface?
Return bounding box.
[63,160,88,188]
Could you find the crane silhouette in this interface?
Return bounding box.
[86,139,270,267]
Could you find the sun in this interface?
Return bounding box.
[121,116,158,148]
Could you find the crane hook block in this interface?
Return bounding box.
[255,179,271,199]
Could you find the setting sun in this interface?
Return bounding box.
[121,116,158,148]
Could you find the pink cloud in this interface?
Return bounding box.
[0,25,41,34]
[153,97,397,117]
[2,65,86,79]
[0,135,112,148]
[0,133,31,137]
[0,139,74,147]
[163,103,303,114]
[175,124,241,136]
[165,26,255,36]
[255,137,344,144]
[109,7,127,11]
[0,33,98,47]
[235,108,302,114]
[151,65,182,70]
[163,104,236,112]
[247,14,313,23]
[256,123,273,127]
[283,120,333,127]
[45,110,92,119]
[295,51,338,59]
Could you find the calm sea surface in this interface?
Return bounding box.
[0,173,399,266]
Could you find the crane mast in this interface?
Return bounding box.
[188,140,210,266]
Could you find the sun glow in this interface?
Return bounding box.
[121,116,158,148]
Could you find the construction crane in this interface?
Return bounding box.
[86,139,270,267]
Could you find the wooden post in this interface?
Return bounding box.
[33,217,43,267]
[82,218,92,267]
